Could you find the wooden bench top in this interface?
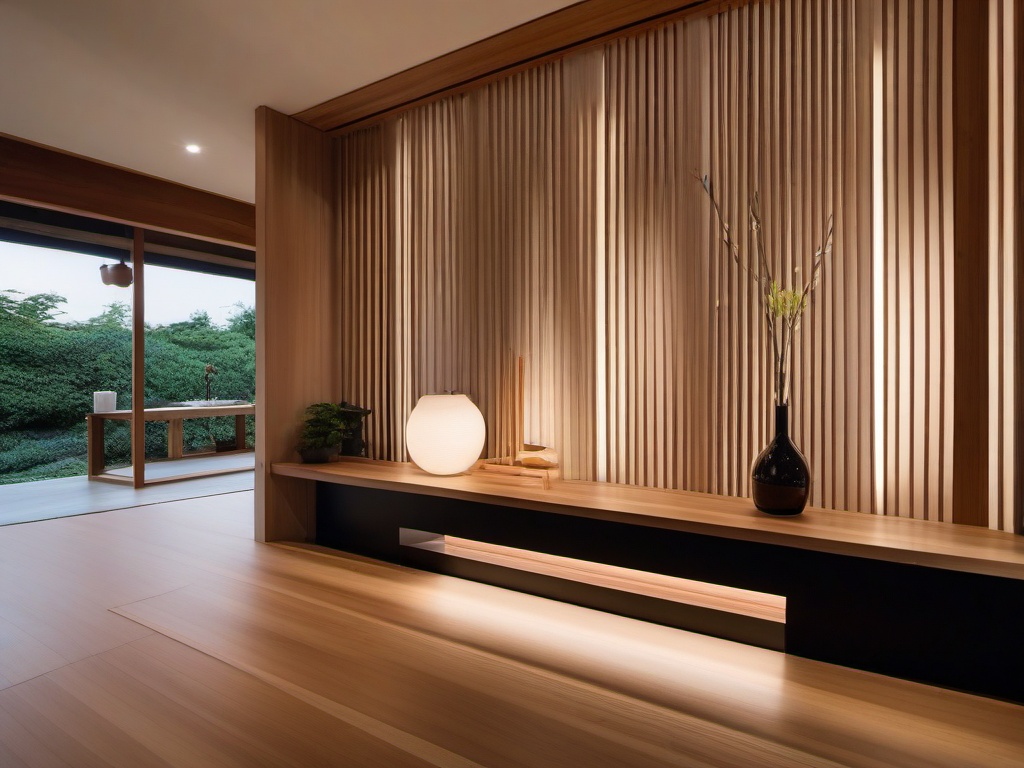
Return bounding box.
[272,458,1024,581]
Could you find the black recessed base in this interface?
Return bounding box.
[315,482,1024,704]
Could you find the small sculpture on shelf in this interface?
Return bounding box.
[203,364,218,400]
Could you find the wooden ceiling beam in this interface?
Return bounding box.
[0,133,255,248]
[293,0,734,134]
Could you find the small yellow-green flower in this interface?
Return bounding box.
[766,282,806,322]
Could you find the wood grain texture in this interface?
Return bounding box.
[329,0,1023,529]
[0,490,1021,765]
[295,0,734,133]
[255,107,338,542]
[0,636,436,768]
[272,459,1024,580]
[424,534,786,622]
[121,576,994,768]
[116,521,1024,766]
[333,2,872,509]
[0,133,255,247]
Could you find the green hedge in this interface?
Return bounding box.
[0,294,256,483]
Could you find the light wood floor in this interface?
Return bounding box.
[0,492,1022,766]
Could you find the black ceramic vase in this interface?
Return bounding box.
[751,404,810,515]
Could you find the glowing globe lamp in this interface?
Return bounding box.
[405,394,486,475]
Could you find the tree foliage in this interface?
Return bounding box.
[0,290,67,323]
[0,293,256,483]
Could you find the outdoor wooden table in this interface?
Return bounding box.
[86,404,255,479]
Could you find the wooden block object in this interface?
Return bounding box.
[472,460,561,490]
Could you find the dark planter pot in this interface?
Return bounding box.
[751,404,810,515]
[299,446,336,464]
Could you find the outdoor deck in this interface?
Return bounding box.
[0,453,254,526]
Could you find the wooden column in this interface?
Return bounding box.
[131,229,146,489]
[952,0,989,526]
[86,414,106,477]
[234,415,247,452]
[167,420,184,459]
[255,107,338,542]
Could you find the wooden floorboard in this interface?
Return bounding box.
[0,636,435,768]
[0,491,1021,766]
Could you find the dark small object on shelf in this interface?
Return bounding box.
[215,438,237,452]
[204,364,218,400]
[751,404,810,515]
[338,402,371,457]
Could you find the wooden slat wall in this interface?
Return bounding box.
[330,0,1017,528]
[601,23,708,490]
[877,0,955,521]
[704,0,872,510]
[336,126,401,463]
[338,57,603,478]
[335,1,869,507]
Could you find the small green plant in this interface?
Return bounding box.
[298,403,353,453]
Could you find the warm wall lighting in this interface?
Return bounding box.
[406,394,485,475]
[99,259,133,287]
[185,144,201,154]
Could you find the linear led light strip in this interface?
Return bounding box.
[400,529,785,624]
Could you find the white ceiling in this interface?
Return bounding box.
[0,0,577,204]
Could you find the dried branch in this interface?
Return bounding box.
[697,173,833,407]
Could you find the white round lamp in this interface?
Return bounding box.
[405,394,486,475]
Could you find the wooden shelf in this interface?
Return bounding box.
[400,529,786,624]
[272,459,1024,581]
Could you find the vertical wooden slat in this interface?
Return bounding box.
[988,0,1018,532]
[951,0,989,526]
[1015,0,1024,535]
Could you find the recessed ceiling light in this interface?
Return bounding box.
[185,144,201,154]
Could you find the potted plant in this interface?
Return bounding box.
[297,402,352,463]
